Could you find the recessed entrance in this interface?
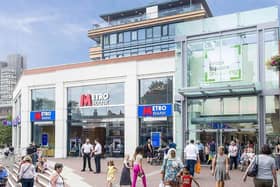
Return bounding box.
[186,95,259,162]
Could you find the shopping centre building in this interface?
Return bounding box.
[12,0,280,158]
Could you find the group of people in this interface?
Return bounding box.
[80,138,102,173]
[158,139,278,187]
[17,155,64,187]
[104,146,147,187]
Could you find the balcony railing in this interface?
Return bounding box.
[91,4,202,30]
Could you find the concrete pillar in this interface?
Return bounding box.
[124,61,138,157]
[55,82,67,158]
[20,87,30,155]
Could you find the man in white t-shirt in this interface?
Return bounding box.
[184,139,199,176]
[228,140,238,170]
[81,138,93,172]
[93,139,102,174]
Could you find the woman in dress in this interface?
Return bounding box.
[211,146,229,187]
[132,146,147,187]
[120,154,131,186]
[161,148,184,187]
[49,163,64,187]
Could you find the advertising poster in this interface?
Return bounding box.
[204,43,242,83]
[151,132,161,147]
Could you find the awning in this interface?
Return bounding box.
[191,114,258,124]
[179,83,261,98]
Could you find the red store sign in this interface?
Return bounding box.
[80,93,110,107]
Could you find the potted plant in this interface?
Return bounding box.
[266,55,280,70]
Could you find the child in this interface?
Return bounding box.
[107,160,117,187]
[120,154,131,187]
[177,167,200,187]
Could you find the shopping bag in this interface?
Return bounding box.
[195,161,201,174]
[159,180,164,187]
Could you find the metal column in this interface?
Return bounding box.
[257,27,265,150]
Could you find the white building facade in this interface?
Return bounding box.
[12,52,176,158]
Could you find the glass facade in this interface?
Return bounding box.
[186,32,258,87]
[139,77,173,147]
[175,7,280,156]
[103,23,176,59]
[31,88,55,156]
[67,83,124,157]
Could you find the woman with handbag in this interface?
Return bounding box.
[211,146,229,187]
[18,156,37,187]
[160,148,184,187]
[132,146,147,187]
[243,144,278,187]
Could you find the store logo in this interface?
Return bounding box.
[35,112,42,120]
[143,106,153,115]
[80,93,110,107]
[138,104,172,117]
[30,111,55,121]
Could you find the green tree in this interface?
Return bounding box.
[0,114,12,146]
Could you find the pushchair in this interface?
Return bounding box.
[150,148,165,166]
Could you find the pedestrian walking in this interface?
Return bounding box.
[18,156,37,187]
[184,140,199,176]
[93,139,102,174]
[49,163,64,187]
[211,146,230,187]
[106,160,117,187]
[132,146,147,187]
[120,154,132,186]
[81,138,93,172]
[144,138,153,164]
[196,141,204,163]
[228,141,238,170]
[161,148,184,187]
[274,142,280,171]
[243,144,278,187]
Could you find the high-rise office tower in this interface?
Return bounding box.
[0,54,26,120]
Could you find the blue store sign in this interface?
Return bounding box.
[138,104,172,117]
[42,133,48,146]
[30,111,55,122]
[151,132,161,147]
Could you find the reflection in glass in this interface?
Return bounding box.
[32,88,55,111]
[139,77,172,104]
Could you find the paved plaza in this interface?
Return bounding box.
[49,157,256,187]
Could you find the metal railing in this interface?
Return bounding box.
[91,4,202,30]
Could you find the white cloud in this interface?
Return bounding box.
[0,15,56,34]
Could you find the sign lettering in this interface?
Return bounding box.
[80,93,110,107]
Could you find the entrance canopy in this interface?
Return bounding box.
[178,83,261,98]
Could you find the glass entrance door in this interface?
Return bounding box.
[187,96,258,163]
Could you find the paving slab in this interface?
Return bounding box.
[49,157,257,187]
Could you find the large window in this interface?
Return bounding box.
[146,28,153,39]
[139,77,173,105]
[31,88,55,111]
[118,33,123,43]
[31,88,55,156]
[67,83,125,157]
[186,32,258,87]
[139,77,173,147]
[124,31,131,43]
[153,26,161,38]
[110,34,117,45]
[131,30,138,41]
[162,25,168,36]
[138,29,146,40]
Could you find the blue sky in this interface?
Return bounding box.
[0,0,279,68]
